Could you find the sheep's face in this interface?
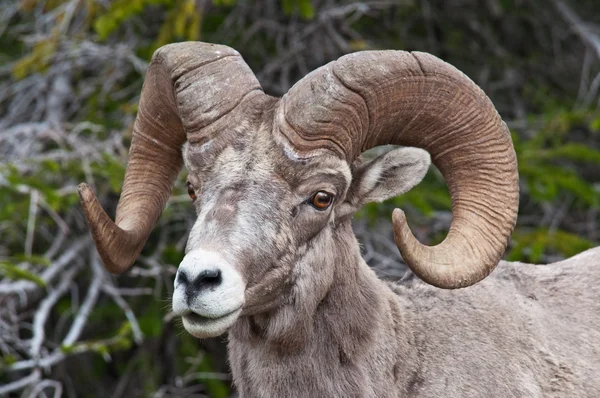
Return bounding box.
[172,129,430,338]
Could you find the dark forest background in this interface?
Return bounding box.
[1,0,600,396]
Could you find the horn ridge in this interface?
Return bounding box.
[278,49,519,289]
[80,42,264,274]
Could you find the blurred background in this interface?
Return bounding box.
[1,0,599,396]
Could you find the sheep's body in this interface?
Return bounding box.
[79,42,599,398]
[390,248,600,397]
[228,225,600,397]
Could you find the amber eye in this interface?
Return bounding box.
[310,191,333,210]
[186,182,196,201]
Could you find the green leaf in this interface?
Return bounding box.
[197,354,230,398]
[298,0,315,19]
[11,254,51,266]
[280,0,314,19]
[93,0,172,40]
[523,143,600,164]
[590,117,600,133]
[12,38,58,79]
[138,302,163,338]
[93,16,118,40]
[508,228,595,262]
[0,262,45,286]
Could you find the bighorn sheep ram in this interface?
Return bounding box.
[78,42,600,397]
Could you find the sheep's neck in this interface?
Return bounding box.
[227,224,417,396]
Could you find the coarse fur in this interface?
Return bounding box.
[230,239,600,398]
[79,42,599,397]
[177,101,600,397]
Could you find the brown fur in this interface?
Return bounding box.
[180,111,600,397]
[79,43,598,397]
[227,226,600,397]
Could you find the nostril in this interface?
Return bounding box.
[199,269,220,281]
[191,269,222,292]
[177,270,190,287]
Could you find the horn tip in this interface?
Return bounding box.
[77,182,93,203]
[392,207,406,223]
[392,208,409,241]
[392,207,415,257]
[76,184,131,275]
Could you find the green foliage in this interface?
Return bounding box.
[281,0,315,19]
[590,116,600,133]
[153,0,202,52]
[94,0,172,40]
[12,36,58,79]
[61,321,134,356]
[508,228,595,263]
[91,154,126,194]
[162,244,186,265]
[177,333,231,398]
[516,111,600,207]
[137,301,164,338]
[3,1,600,396]
[0,353,18,377]
[195,355,230,398]
[213,0,236,5]
[0,260,46,285]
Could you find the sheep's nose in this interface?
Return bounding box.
[178,268,223,296]
[172,249,245,324]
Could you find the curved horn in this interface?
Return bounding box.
[276,51,519,289]
[79,42,262,274]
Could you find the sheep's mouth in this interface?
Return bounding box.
[183,307,242,322]
[181,307,243,338]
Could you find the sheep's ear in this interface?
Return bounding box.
[336,147,430,220]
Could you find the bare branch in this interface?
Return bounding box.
[553,0,600,60]
[30,266,79,359]
[0,369,41,395]
[25,189,40,257]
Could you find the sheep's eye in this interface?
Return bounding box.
[310,191,333,210]
[186,182,196,201]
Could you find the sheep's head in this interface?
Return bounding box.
[174,127,431,337]
[78,42,519,338]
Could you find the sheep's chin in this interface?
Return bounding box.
[182,308,242,338]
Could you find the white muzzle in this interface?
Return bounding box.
[172,249,245,338]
